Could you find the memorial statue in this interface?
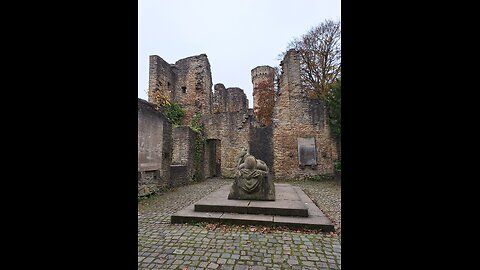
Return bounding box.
[236,147,269,173]
[228,147,275,201]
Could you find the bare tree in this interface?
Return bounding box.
[282,20,341,99]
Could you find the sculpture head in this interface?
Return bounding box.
[244,156,257,170]
[239,147,248,156]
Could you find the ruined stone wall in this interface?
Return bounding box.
[145,51,338,183]
[172,126,195,166]
[172,54,213,125]
[212,83,249,114]
[203,85,250,178]
[138,98,172,196]
[171,126,198,186]
[272,49,338,179]
[212,84,228,113]
[148,54,213,125]
[203,113,250,178]
[148,55,176,103]
[252,66,275,126]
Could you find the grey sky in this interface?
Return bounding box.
[138,0,341,108]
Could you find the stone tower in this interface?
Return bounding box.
[148,54,213,125]
[148,55,176,104]
[251,66,275,126]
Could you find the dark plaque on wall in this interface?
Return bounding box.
[298,137,317,166]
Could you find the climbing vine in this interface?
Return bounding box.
[188,112,203,134]
[147,89,185,126]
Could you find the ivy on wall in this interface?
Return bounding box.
[163,102,185,127]
[254,81,275,126]
[147,89,185,126]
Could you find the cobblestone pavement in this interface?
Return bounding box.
[138,178,341,270]
[285,179,341,235]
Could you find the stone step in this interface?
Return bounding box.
[171,184,334,232]
[171,204,334,232]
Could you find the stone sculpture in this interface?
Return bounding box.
[228,147,275,201]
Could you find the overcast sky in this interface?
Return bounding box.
[138,0,341,108]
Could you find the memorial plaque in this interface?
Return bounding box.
[298,137,316,166]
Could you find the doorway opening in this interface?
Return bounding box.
[206,139,221,178]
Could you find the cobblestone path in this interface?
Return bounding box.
[138,178,341,270]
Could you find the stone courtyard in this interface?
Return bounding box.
[138,177,341,270]
[139,49,341,269]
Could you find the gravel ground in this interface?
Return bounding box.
[138,177,341,269]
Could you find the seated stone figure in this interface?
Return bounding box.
[236,147,269,173]
[228,148,275,201]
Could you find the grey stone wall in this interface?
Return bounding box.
[203,111,250,178]
[169,165,188,187]
[203,83,252,177]
[203,85,250,177]
[171,126,200,186]
[212,83,249,114]
[138,98,172,196]
[172,126,195,166]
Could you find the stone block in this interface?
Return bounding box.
[247,200,308,217]
[273,215,334,232]
[171,204,223,224]
[220,213,274,225]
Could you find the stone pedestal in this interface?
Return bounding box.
[171,184,335,231]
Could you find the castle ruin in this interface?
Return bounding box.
[138,49,339,196]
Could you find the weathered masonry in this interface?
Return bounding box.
[139,50,339,196]
[149,54,212,125]
[138,99,172,196]
[272,49,338,179]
